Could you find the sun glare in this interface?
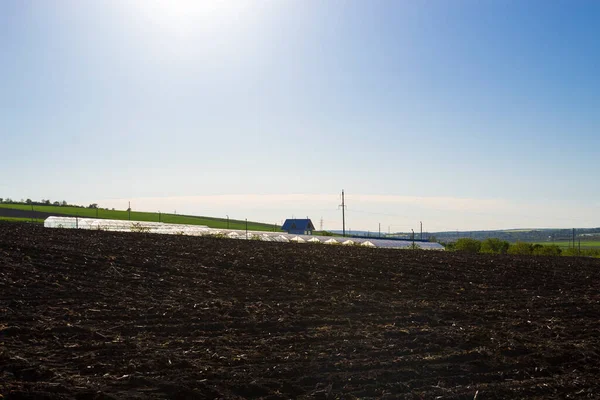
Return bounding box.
[132,0,248,36]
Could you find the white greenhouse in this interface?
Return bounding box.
[43,217,445,250]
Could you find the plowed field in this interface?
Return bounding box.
[1,222,600,399]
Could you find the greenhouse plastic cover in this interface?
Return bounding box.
[44,217,445,250]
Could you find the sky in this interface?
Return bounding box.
[1,0,599,232]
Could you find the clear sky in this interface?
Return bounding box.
[1,0,599,232]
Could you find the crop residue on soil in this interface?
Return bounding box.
[1,222,599,399]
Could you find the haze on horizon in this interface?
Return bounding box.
[1,0,599,232]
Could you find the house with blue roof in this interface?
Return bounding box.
[282,219,315,235]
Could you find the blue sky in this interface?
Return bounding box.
[1,0,599,231]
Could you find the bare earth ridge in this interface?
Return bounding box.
[1,222,599,399]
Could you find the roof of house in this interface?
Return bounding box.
[282,219,315,231]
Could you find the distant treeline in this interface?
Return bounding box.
[433,228,600,243]
[0,198,100,209]
[446,238,600,258]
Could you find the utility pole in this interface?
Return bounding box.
[573,228,575,249]
[379,222,381,238]
[159,211,161,223]
[128,201,131,221]
[420,221,422,240]
[411,229,415,247]
[226,215,229,229]
[339,190,346,237]
[245,218,248,239]
[320,217,323,231]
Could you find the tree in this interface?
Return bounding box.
[53,201,60,206]
[480,238,510,254]
[454,238,481,253]
[26,199,32,204]
[61,200,67,206]
[0,198,3,203]
[88,203,98,209]
[43,199,50,205]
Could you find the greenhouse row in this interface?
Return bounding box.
[43,217,444,250]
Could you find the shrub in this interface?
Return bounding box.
[130,223,151,233]
[454,238,481,253]
[532,244,562,256]
[317,231,334,236]
[507,241,532,255]
[480,238,510,254]
[561,248,600,257]
[441,242,455,251]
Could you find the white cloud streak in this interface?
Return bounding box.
[97,193,599,231]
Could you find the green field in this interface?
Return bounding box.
[0,204,282,232]
[533,240,600,250]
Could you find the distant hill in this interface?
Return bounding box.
[330,230,389,238]
[0,203,282,232]
[402,228,600,243]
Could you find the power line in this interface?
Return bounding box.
[338,190,347,237]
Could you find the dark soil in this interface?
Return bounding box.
[1,222,599,399]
